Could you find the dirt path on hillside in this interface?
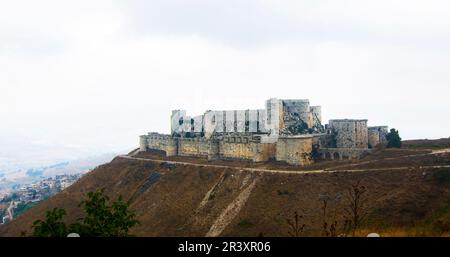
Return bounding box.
[205,175,260,237]
[432,148,450,154]
[324,148,450,171]
[118,155,450,175]
[195,172,226,213]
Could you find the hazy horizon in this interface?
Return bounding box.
[1,0,449,171]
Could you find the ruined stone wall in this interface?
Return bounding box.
[252,143,277,162]
[178,138,210,157]
[368,129,380,148]
[215,111,225,133]
[144,134,178,156]
[219,141,255,160]
[318,133,335,148]
[319,148,371,160]
[200,108,269,137]
[266,98,282,136]
[236,110,246,132]
[225,110,235,132]
[257,109,268,133]
[192,115,203,133]
[282,99,311,127]
[139,135,148,152]
[248,110,258,132]
[279,99,320,135]
[310,106,322,126]
[218,136,276,162]
[354,120,369,148]
[369,126,389,144]
[329,119,368,149]
[170,110,186,134]
[181,117,193,133]
[171,98,327,139]
[276,136,313,165]
[203,111,215,138]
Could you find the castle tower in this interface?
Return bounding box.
[310,106,322,126]
[170,110,186,135]
[265,98,283,136]
[139,135,148,152]
[329,119,369,148]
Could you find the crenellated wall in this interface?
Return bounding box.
[139,98,385,166]
[144,133,178,156]
[219,141,255,160]
[178,138,211,157]
[140,133,278,163]
[219,137,276,162]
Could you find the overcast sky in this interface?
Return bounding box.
[1,0,449,165]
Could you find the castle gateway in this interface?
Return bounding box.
[139,98,388,166]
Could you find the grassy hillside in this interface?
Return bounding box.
[0,144,449,237]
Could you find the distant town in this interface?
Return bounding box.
[0,174,83,224]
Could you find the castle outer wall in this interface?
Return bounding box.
[275,136,313,166]
[139,98,389,166]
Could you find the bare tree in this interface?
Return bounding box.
[319,193,342,237]
[287,211,306,237]
[319,194,331,236]
[344,180,368,236]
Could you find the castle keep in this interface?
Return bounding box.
[139,98,388,166]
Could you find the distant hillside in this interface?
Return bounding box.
[403,138,450,149]
[1,141,450,237]
[0,153,117,196]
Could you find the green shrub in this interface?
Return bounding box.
[432,168,450,184]
[386,128,402,148]
[14,201,39,218]
[31,189,139,237]
[238,219,253,228]
[277,190,289,195]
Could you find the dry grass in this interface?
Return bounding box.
[1,144,450,237]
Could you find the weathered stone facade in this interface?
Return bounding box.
[329,119,369,148]
[139,98,389,166]
[368,129,381,148]
[368,126,389,148]
[276,136,314,166]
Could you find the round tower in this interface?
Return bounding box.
[139,135,148,152]
[368,129,380,148]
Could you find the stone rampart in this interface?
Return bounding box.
[276,136,313,165]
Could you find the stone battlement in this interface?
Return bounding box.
[139,98,389,165]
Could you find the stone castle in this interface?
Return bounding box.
[139,98,389,166]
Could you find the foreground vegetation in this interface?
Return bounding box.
[26,189,138,237]
[291,168,450,237]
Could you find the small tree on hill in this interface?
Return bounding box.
[386,128,402,148]
[72,189,139,237]
[32,208,68,237]
[30,189,139,237]
[343,180,368,236]
[286,211,306,237]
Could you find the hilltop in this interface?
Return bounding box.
[0,139,449,237]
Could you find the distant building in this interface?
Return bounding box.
[139,98,389,165]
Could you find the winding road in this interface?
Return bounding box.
[118,148,450,175]
[6,201,15,221]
